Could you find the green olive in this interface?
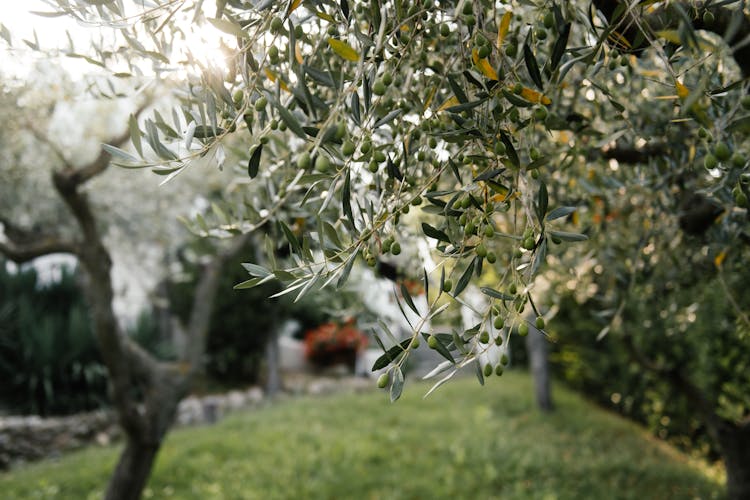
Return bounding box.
[297,152,312,169]
[518,322,529,336]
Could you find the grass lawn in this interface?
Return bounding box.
[0,371,724,499]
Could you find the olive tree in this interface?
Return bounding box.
[21,0,750,498]
[0,61,269,498]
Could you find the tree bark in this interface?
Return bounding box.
[717,421,750,500]
[525,327,554,412]
[265,327,282,397]
[105,438,160,500]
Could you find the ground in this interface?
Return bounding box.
[0,371,724,499]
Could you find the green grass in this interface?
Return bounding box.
[0,372,724,499]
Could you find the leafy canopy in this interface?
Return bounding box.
[35,0,750,399]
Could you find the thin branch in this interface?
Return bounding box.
[0,237,78,263]
[717,268,750,332]
[58,100,151,189]
[0,216,79,262]
[26,125,75,171]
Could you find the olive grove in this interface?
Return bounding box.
[4,0,750,498]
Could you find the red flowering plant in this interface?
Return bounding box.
[304,318,367,369]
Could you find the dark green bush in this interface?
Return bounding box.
[0,262,109,416]
[167,238,364,386]
[547,266,750,459]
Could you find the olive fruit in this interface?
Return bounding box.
[714,142,731,162]
[731,153,746,168]
[535,316,545,329]
[704,153,718,169]
[254,96,268,111]
[428,335,439,349]
[377,372,390,388]
[270,16,284,32]
[342,140,356,156]
[315,155,331,172]
[518,322,529,336]
[297,152,312,169]
[442,279,453,293]
[373,79,387,96]
[543,12,555,29]
[533,107,548,121]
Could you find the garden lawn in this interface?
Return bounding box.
[0,371,724,499]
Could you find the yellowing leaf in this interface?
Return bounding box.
[491,190,509,202]
[316,11,336,23]
[472,48,498,80]
[497,11,511,49]
[286,0,302,16]
[714,249,727,267]
[327,38,359,62]
[438,96,460,112]
[295,41,303,64]
[607,31,632,50]
[264,68,289,92]
[520,87,551,105]
[675,80,689,99]
[423,85,437,112]
[655,30,681,45]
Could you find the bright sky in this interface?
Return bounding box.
[0,0,230,79]
[0,1,97,76]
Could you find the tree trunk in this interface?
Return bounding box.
[717,422,750,500]
[525,326,554,412]
[105,437,160,500]
[265,327,281,397]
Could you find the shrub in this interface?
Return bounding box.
[0,261,109,416]
[304,319,368,370]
